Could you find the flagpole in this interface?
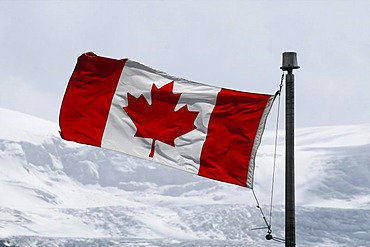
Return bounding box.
[280,52,299,247]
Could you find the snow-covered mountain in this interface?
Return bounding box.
[0,108,369,246]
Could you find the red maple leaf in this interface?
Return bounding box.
[123,81,199,158]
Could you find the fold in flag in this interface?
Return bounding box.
[59,52,275,188]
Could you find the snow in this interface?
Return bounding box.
[0,108,369,246]
[0,108,57,146]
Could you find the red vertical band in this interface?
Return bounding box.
[198,88,271,187]
[59,52,126,146]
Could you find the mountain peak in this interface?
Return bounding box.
[0,108,58,145]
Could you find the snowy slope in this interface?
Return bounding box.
[257,123,370,209]
[0,108,369,246]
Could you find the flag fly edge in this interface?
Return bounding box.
[59,52,127,146]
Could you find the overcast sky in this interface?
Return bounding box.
[1,0,369,130]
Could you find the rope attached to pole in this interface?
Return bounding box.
[251,73,297,245]
[269,73,284,227]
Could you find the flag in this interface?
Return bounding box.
[59,52,275,188]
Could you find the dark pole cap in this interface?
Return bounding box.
[280,52,300,71]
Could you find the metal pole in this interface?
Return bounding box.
[281,52,299,247]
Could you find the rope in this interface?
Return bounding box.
[269,73,284,227]
[252,188,271,233]
[251,73,291,244]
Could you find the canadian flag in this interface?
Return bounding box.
[59,52,275,188]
